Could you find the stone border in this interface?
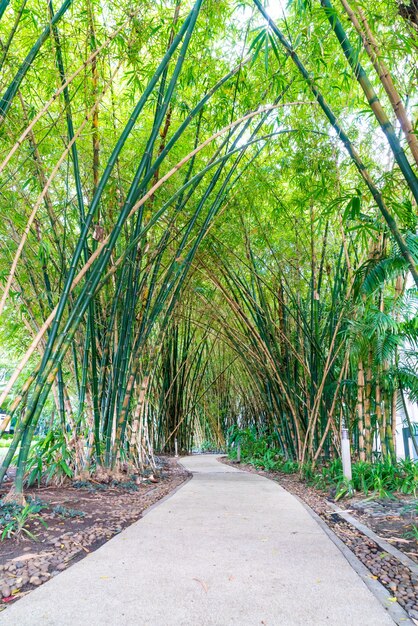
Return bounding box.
[218,458,415,626]
[328,502,418,576]
[295,494,414,626]
[141,469,192,519]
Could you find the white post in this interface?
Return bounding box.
[341,428,352,481]
[174,438,178,458]
[237,441,241,463]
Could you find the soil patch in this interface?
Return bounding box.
[221,457,418,623]
[0,457,189,608]
[346,496,418,561]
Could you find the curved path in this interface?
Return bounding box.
[1,455,395,625]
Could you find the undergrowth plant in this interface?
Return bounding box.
[26,430,73,487]
[228,429,418,499]
[0,500,47,541]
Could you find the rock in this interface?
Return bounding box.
[1,586,11,598]
[29,576,42,586]
[56,563,66,571]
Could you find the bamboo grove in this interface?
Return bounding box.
[0,0,417,501]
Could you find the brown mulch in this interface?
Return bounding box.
[0,457,189,607]
[221,457,418,623]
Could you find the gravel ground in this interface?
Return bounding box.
[0,457,189,608]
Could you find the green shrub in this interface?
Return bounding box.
[228,429,418,498]
[52,505,85,518]
[0,500,47,541]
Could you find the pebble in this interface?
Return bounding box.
[254,467,418,623]
[0,468,183,598]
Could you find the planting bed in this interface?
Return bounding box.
[221,458,418,623]
[0,457,189,608]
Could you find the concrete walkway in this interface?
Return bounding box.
[1,455,395,626]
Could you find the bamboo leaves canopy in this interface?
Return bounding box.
[0,0,417,500]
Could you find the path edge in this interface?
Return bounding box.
[140,468,192,520]
[217,457,414,626]
[328,502,418,575]
[294,493,414,626]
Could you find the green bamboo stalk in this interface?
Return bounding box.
[0,0,28,70]
[1,116,286,489]
[34,3,196,381]
[0,0,74,122]
[0,0,10,21]
[253,0,418,288]
[321,0,418,202]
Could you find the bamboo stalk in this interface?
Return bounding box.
[339,0,418,167]
[253,0,418,288]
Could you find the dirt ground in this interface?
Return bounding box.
[0,457,189,606]
[343,495,418,562]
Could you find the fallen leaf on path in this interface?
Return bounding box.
[193,578,208,593]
